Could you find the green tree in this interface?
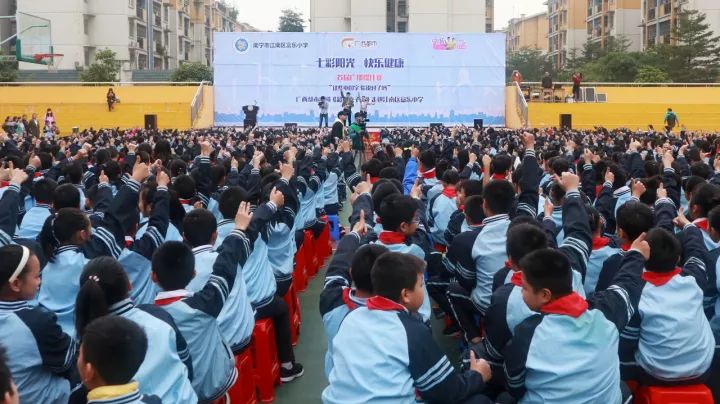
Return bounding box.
[80,49,120,82]
[0,52,17,82]
[171,62,213,82]
[664,10,720,82]
[635,66,671,83]
[278,9,304,32]
[506,47,554,82]
[583,52,641,82]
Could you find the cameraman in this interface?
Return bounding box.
[349,112,368,168]
[318,96,329,128]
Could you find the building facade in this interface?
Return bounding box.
[13,0,238,71]
[641,0,720,50]
[309,0,494,33]
[547,0,587,69]
[587,0,642,51]
[507,12,549,52]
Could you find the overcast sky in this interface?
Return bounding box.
[233,0,547,32]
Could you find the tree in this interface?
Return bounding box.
[506,47,554,82]
[0,52,17,82]
[278,9,304,32]
[583,52,641,82]
[635,66,671,83]
[171,62,213,83]
[664,10,720,82]
[80,49,120,82]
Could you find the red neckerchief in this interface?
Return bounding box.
[155,295,185,306]
[179,199,191,205]
[510,270,523,287]
[124,236,134,248]
[420,168,436,179]
[459,205,464,212]
[378,231,406,245]
[620,243,632,251]
[541,292,588,318]
[367,296,406,312]
[369,176,379,184]
[342,287,358,310]
[595,184,603,197]
[642,267,682,287]
[491,173,507,181]
[0,181,8,188]
[592,237,611,250]
[693,218,709,232]
[442,186,457,198]
[33,171,42,178]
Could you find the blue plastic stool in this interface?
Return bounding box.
[327,215,341,241]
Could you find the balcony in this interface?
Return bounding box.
[136,6,145,20]
[647,7,656,20]
[137,36,146,49]
[154,14,161,26]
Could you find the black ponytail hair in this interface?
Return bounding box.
[0,245,36,286]
[75,257,129,339]
[38,208,91,261]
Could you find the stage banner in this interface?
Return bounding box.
[214,32,506,127]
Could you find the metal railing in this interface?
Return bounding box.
[519,82,720,88]
[514,82,529,128]
[190,81,206,126]
[0,81,204,87]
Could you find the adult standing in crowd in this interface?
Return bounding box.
[664,108,680,133]
[106,88,117,112]
[340,91,354,126]
[26,113,40,137]
[318,96,329,128]
[329,111,347,146]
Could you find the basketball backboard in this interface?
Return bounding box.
[15,12,54,65]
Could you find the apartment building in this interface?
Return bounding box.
[641,0,720,49]
[547,0,587,69]
[587,0,642,51]
[309,0,494,33]
[13,0,238,71]
[506,12,549,52]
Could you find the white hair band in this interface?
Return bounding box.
[8,246,30,283]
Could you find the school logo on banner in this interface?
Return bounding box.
[234,38,250,54]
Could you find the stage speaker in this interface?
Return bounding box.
[473,119,484,130]
[560,114,572,130]
[284,123,298,131]
[144,114,157,130]
[429,123,442,130]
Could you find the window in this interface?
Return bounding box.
[386,0,396,32]
[83,16,89,35]
[398,0,407,17]
[83,47,91,66]
[398,21,407,32]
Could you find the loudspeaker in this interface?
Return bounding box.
[560,114,572,130]
[144,114,157,130]
[284,123,298,131]
[429,123,442,130]
[473,119,484,130]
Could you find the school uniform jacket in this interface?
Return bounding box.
[322,296,487,404]
[428,188,457,246]
[619,223,714,381]
[17,202,52,239]
[267,178,300,280]
[319,231,367,378]
[38,180,141,339]
[86,383,161,404]
[0,300,75,404]
[504,249,647,404]
[0,182,22,246]
[155,227,253,402]
[108,299,197,403]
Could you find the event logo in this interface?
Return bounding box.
[234,38,250,54]
[341,37,378,49]
[432,37,467,51]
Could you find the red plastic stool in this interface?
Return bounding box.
[303,230,318,277]
[292,247,307,292]
[226,348,257,404]
[319,221,332,260]
[634,384,713,404]
[282,283,302,346]
[251,319,281,403]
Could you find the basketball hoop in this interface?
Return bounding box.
[33,53,63,72]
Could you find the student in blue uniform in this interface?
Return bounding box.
[429,169,460,249]
[0,244,75,404]
[152,201,266,401]
[0,345,19,404]
[16,178,56,239]
[77,316,161,404]
[319,210,387,377]
[73,256,197,403]
[323,252,492,404]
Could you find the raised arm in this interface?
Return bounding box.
[132,175,170,260]
[557,173,591,279]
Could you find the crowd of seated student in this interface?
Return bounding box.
[0,122,719,403]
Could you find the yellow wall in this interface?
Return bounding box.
[0,86,197,132]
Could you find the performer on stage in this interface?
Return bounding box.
[242,103,259,129]
[340,91,354,126]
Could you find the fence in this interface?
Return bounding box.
[0,81,204,87]
[514,82,529,128]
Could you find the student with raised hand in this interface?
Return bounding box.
[73,256,196,403]
[0,244,74,404]
[16,177,56,239]
[323,252,492,404]
[0,167,28,246]
[152,201,265,401]
[320,210,388,377]
[77,316,161,404]
[37,162,151,338]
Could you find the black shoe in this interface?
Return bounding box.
[280,363,304,382]
[443,322,461,337]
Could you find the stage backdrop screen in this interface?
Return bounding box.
[214,32,506,127]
